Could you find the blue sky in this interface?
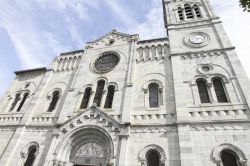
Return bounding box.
[0,0,250,97]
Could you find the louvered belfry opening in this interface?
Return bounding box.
[184,4,194,19]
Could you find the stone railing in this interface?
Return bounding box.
[31,117,59,124]
[188,104,249,121]
[131,112,176,124]
[0,113,23,125]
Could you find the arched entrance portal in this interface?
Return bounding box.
[55,126,114,166]
[69,128,113,166]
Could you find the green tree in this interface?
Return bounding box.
[240,0,250,12]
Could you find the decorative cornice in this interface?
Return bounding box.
[171,47,235,57]
[137,37,169,44]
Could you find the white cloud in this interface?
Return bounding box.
[124,0,166,39]
[0,0,97,69]
[105,0,138,28]
[210,0,250,79]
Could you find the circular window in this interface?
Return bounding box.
[106,39,115,46]
[92,52,120,74]
[202,66,210,72]
[197,64,213,74]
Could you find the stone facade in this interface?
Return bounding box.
[0,0,250,166]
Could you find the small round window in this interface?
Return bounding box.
[92,52,120,74]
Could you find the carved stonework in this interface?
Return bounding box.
[59,106,123,136]
[75,143,105,158]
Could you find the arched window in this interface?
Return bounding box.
[178,7,184,20]
[104,85,115,109]
[93,80,105,107]
[184,4,194,19]
[149,83,159,108]
[197,79,210,103]
[221,150,239,166]
[16,92,29,112]
[80,87,92,109]
[213,78,228,103]
[24,146,37,166]
[193,4,202,18]
[9,93,21,111]
[47,90,60,112]
[146,150,160,166]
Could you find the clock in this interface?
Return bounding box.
[184,32,210,48]
[189,35,205,44]
[92,52,120,73]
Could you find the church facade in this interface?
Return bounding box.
[0,0,250,166]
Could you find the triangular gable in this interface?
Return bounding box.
[58,105,125,134]
[85,29,133,48]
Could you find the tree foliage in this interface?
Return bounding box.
[240,0,250,12]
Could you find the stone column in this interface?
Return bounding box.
[101,90,108,108]
[88,91,95,108]
[43,132,60,166]
[12,95,22,112]
[117,135,129,166]
[17,152,26,166]
[144,89,149,109]
[74,91,84,112]
[142,48,146,61]
[191,83,201,105]
[208,82,217,103]
[120,35,138,123]
[177,124,195,166]
[2,96,12,113]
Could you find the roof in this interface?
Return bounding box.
[14,67,47,75]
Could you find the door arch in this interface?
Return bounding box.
[54,126,114,166]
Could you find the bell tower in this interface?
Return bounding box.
[162,0,250,118]
[163,1,250,165]
[163,0,234,54]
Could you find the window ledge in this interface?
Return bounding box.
[189,102,247,108]
[146,107,161,111]
[0,112,24,116]
[103,109,115,112]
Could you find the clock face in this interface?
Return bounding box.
[189,35,205,44]
[93,53,120,73]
